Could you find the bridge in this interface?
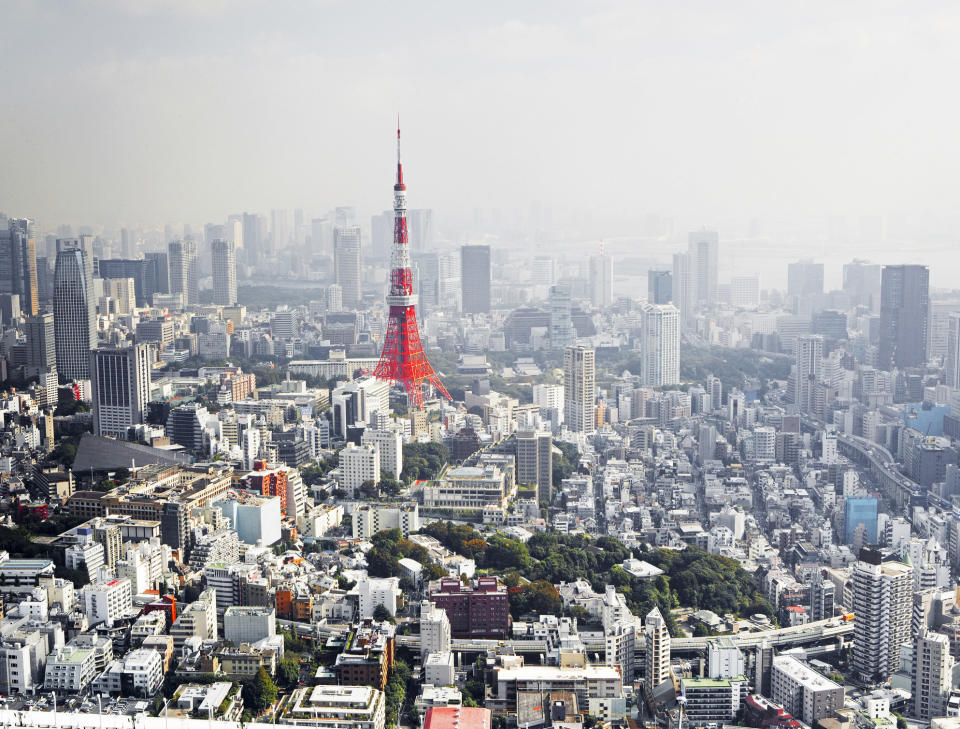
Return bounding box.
[282,616,853,657]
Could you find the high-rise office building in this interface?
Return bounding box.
[912,631,953,720]
[242,213,262,262]
[54,241,96,382]
[270,209,289,252]
[843,260,883,311]
[90,344,152,439]
[640,304,680,387]
[647,270,672,305]
[99,258,164,307]
[843,497,878,545]
[787,260,825,297]
[672,252,691,322]
[370,211,393,261]
[516,430,553,505]
[24,313,56,377]
[730,276,760,309]
[688,230,719,310]
[211,239,237,306]
[0,218,39,316]
[168,239,199,307]
[461,245,491,314]
[589,251,613,309]
[645,606,671,695]
[413,252,440,311]
[946,313,960,388]
[879,265,929,370]
[563,346,595,433]
[144,252,169,296]
[793,335,823,415]
[334,225,362,309]
[407,209,434,252]
[548,283,575,351]
[852,549,912,683]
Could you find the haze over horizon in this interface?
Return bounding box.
[2,0,960,240]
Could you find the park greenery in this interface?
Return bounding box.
[420,522,775,634]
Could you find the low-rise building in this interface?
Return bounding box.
[93,647,164,698]
[44,646,97,693]
[281,685,386,729]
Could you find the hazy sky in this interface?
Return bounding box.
[2,0,959,231]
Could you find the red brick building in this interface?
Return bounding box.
[429,576,510,638]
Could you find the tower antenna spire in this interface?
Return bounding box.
[396,116,404,187]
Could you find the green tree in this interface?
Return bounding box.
[276,658,299,686]
[242,667,278,714]
[373,603,394,622]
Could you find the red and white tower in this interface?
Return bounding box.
[373,127,451,410]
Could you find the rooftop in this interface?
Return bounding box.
[424,707,491,729]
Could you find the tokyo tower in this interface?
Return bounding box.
[373,126,451,410]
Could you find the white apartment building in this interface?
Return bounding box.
[354,577,401,619]
[770,655,843,725]
[361,429,403,479]
[352,503,420,540]
[422,466,506,511]
[640,303,680,387]
[43,646,97,693]
[93,648,164,698]
[171,589,218,649]
[284,685,386,729]
[645,607,671,693]
[82,578,132,627]
[340,444,380,497]
[419,600,451,658]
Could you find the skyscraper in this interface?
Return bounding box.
[946,313,960,388]
[843,259,882,311]
[640,303,680,387]
[852,549,912,683]
[688,230,719,310]
[548,283,575,351]
[24,312,56,377]
[879,264,929,370]
[589,250,613,309]
[90,344,152,439]
[516,430,553,505]
[645,606,671,695]
[211,239,237,306]
[843,497,878,545]
[672,252,691,322]
[793,335,823,415]
[808,569,834,622]
[407,209,434,251]
[563,346,595,433]
[647,269,672,305]
[334,225,362,309]
[787,260,825,297]
[144,252,169,296]
[912,631,953,720]
[270,209,289,252]
[370,211,393,261]
[53,241,96,383]
[412,252,440,311]
[168,239,199,307]
[242,213,262,262]
[0,218,39,316]
[461,245,491,314]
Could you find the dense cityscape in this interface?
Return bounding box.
[3,5,960,729]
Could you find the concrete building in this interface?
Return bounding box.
[171,589,217,649]
[640,303,680,387]
[283,685,386,729]
[645,607,671,694]
[423,466,506,511]
[770,655,843,725]
[53,241,96,382]
[493,665,622,713]
[168,239,199,307]
[213,492,282,546]
[224,606,276,645]
[564,346,595,433]
[680,676,748,725]
[912,630,953,720]
[211,239,237,306]
[93,648,164,698]
[461,245,491,315]
[516,430,553,505]
[361,429,403,480]
[852,550,912,683]
[589,251,613,309]
[90,345,152,439]
[419,600,451,659]
[429,577,509,639]
[605,619,636,684]
[81,578,132,627]
[43,646,97,693]
[334,225,362,309]
[879,264,929,370]
[355,577,401,619]
[352,503,420,540]
[340,444,380,497]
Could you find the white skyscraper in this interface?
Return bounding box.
[564,346,595,433]
[589,250,613,309]
[168,239,198,307]
[794,335,824,415]
[688,230,719,310]
[90,344,152,439]
[945,312,960,388]
[912,631,952,720]
[640,303,680,386]
[852,550,912,683]
[211,239,237,306]
[548,283,575,350]
[645,607,671,695]
[419,600,451,658]
[334,226,362,309]
[672,252,692,323]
